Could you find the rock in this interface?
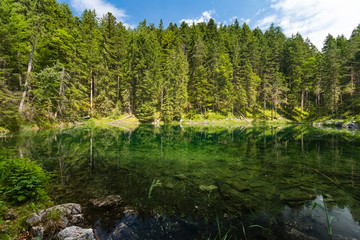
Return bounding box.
[199,185,218,192]
[57,226,95,240]
[32,226,45,239]
[26,213,42,225]
[335,121,344,127]
[89,195,123,208]
[26,203,84,239]
[343,122,359,130]
[71,214,84,225]
[105,222,138,240]
[4,210,17,220]
[284,228,317,240]
[230,182,250,192]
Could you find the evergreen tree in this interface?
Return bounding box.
[322,34,342,117]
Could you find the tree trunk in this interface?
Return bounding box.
[301,89,304,112]
[351,64,354,109]
[90,130,93,169]
[116,75,120,108]
[90,69,93,115]
[333,76,337,118]
[263,95,266,120]
[160,87,163,113]
[317,93,320,115]
[55,66,65,119]
[19,0,40,113]
[19,37,36,112]
[306,91,309,112]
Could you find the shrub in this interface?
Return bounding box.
[0,157,50,203]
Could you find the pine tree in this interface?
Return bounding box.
[322,34,342,117]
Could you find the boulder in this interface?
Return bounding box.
[89,195,123,208]
[57,226,95,240]
[105,222,138,240]
[26,203,84,239]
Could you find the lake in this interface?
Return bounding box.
[1,124,360,239]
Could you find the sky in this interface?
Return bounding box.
[58,0,360,50]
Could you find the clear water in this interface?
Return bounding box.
[1,124,360,239]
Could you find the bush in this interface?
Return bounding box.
[0,157,50,203]
[204,112,226,120]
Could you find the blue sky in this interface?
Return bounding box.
[58,0,360,50]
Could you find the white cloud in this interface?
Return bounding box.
[256,0,360,50]
[255,8,265,16]
[229,16,237,22]
[228,16,250,25]
[69,0,134,28]
[255,15,276,29]
[240,18,251,24]
[180,10,215,25]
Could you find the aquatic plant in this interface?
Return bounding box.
[148,179,162,199]
[207,216,233,240]
[311,201,335,240]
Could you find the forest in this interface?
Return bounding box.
[1,0,360,129]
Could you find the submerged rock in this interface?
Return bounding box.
[230,182,250,192]
[284,228,317,240]
[199,185,218,192]
[173,174,187,180]
[26,203,84,239]
[280,193,316,206]
[57,226,95,240]
[105,222,138,240]
[89,195,123,208]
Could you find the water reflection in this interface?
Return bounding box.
[1,124,360,239]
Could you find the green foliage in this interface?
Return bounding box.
[148,179,162,199]
[137,102,155,123]
[0,115,20,131]
[0,0,360,125]
[0,157,50,203]
[311,201,335,240]
[204,112,226,120]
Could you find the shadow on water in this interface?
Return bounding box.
[1,124,360,239]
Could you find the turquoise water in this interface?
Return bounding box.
[1,124,360,239]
